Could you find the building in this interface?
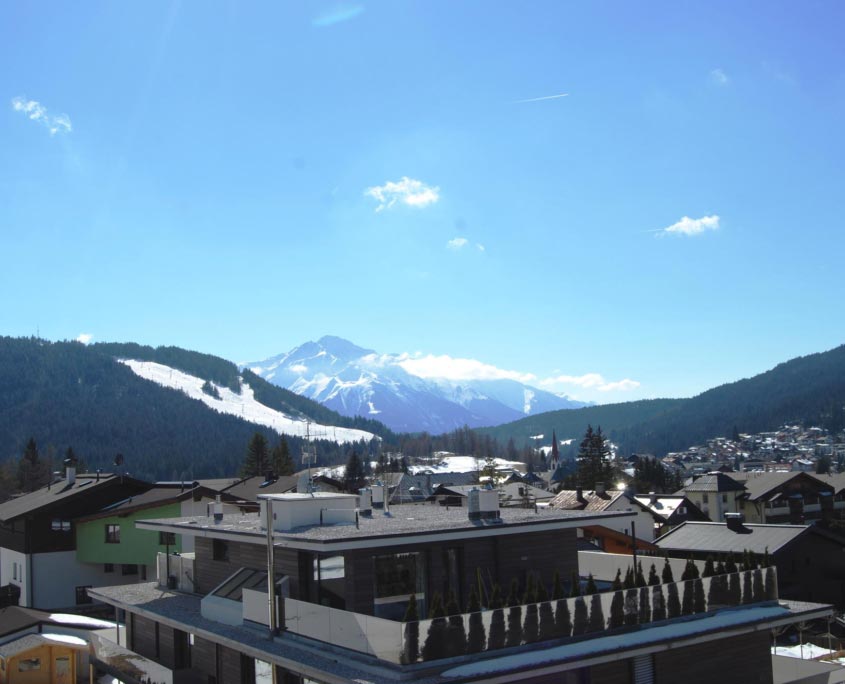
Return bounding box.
[0,469,150,610]
[727,471,836,524]
[679,472,747,521]
[86,489,833,684]
[655,517,845,607]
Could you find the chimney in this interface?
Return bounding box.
[820,491,834,523]
[265,470,276,483]
[468,485,500,522]
[66,465,76,487]
[212,495,224,524]
[649,491,658,505]
[788,494,804,525]
[595,482,606,496]
[358,487,373,517]
[371,482,385,509]
[725,512,744,532]
[576,486,585,503]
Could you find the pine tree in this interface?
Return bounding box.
[612,568,623,591]
[445,592,467,657]
[693,578,706,613]
[574,425,616,488]
[636,562,646,588]
[555,597,572,638]
[422,593,447,661]
[522,576,539,643]
[702,555,715,578]
[638,585,651,623]
[648,563,660,586]
[504,578,523,647]
[402,594,420,664]
[537,582,555,641]
[624,588,639,626]
[608,588,624,629]
[742,570,753,604]
[572,596,588,635]
[662,557,674,584]
[651,584,666,621]
[681,580,694,615]
[270,437,294,476]
[466,586,486,654]
[765,567,777,600]
[586,593,603,632]
[729,572,742,605]
[570,571,582,597]
[343,448,367,492]
[18,437,48,492]
[584,573,597,594]
[552,569,563,600]
[667,582,681,619]
[753,569,765,602]
[487,585,506,650]
[241,432,269,477]
[624,567,636,589]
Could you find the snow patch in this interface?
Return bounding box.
[49,613,115,628]
[120,360,375,444]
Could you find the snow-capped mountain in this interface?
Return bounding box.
[245,336,587,434]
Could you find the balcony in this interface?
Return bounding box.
[282,567,779,664]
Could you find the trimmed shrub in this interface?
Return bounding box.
[667,581,681,619]
[572,596,588,636]
[466,587,485,654]
[765,566,777,600]
[588,593,604,633]
[651,584,666,621]
[402,594,419,664]
[624,588,638,626]
[638,585,651,623]
[608,589,624,629]
[422,593,447,661]
[555,598,572,638]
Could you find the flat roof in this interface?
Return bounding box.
[136,504,636,551]
[88,582,833,684]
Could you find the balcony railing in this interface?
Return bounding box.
[282,567,778,665]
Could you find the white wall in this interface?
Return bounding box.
[30,551,145,610]
[0,547,30,606]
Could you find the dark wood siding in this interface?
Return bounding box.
[191,636,218,681]
[129,614,159,661]
[193,537,302,597]
[654,631,772,684]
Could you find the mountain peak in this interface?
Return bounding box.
[315,336,374,359]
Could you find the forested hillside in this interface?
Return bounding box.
[479,344,845,456]
[0,337,389,480]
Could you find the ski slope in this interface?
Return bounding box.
[120,360,376,444]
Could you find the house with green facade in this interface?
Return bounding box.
[75,484,246,598]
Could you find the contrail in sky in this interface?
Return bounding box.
[513,92,570,103]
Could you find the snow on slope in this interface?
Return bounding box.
[120,360,376,444]
[408,454,526,474]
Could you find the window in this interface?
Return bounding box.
[51,519,71,532]
[105,524,120,544]
[76,586,92,604]
[373,552,426,620]
[12,562,17,580]
[722,494,728,504]
[104,563,114,573]
[702,494,709,504]
[159,531,176,546]
[121,564,138,576]
[18,658,40,672]
[213,539,229,561]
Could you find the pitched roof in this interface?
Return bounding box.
[631,495,705,522]
[220,475,298,501]
[654,521,811,555]
[75,484,247,521]
[391,471,478,502]
[682,473,747,493]
[727,471,833,501]
[0,474,148,522]
[0,606,112,638]
[548,489,625,512]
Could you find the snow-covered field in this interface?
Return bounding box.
[120,360,376,444]
[408,454,525,474]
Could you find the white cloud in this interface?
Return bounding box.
[364,177,440,212]
[539,373,640,393]
[709,68,729,86]
[659,214,720,237]
[76,333,93,344]
[398,354,537,383]
[447,237,468,250]
[597,378,640,392]
[11,97,72,135]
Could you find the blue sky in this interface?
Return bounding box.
[2,1,844,404]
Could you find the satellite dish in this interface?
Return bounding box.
[114,454,124,467]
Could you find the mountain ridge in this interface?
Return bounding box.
[246,336,588,433]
